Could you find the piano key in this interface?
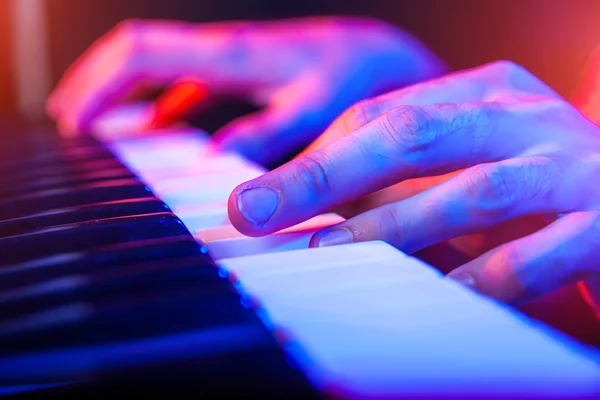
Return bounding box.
[0,133,98,153]
[160,183,240,206]
[106,129,208,150]
[0,281,258,357]
[150,168,262,194]
[0,236,204,291]
[0,327,299,394]
[136,154,264,182]
[0,198,170,237]
[199,214,346,260]
[174,202,231,230]
[0,213,189,265]
[0,255,222,319]
[227,254,441,303]
[89,102,155,138]
[0,144,113,165]
[0,158,126,187]
[0,179,154,220]
[111,141,212,172]
[0,147,115,174]
[217,241,600,398]
[0,167,135,199]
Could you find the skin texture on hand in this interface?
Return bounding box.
[46,16,447,166]
[227,60,600,311]
[571,43,600,314]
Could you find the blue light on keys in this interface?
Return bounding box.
[218,241,600,399]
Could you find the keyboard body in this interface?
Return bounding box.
[0,118,599,399]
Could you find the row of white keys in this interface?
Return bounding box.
[106,129,346,260]
[100,123,600,398]
[218,241,600,399]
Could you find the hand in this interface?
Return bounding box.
[227,60,600,311]
[572,43,600,125]
[47,16,446,165]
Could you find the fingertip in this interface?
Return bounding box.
[309,227,354,248]
[446,269,478,290]
[227,183,280,237]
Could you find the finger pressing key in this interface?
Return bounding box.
[228,101,540,237]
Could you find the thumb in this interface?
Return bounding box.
[211,74,338,167]
[210,105,314,167]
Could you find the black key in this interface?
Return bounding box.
[0,179,154,220]
[0,144,113,166]
[0,197,169,237]
[0,280,256,356]
[0,158,126,187]
[0,213,190,265]
[0,147,115,174]
[0,134,99,155]
[0,255,222,319]
[0,236,205,291]
[74,346,323,400]
[0,167,135,199]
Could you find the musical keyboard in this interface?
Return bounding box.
[0,120,599,399]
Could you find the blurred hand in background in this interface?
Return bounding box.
[46,16,446,165]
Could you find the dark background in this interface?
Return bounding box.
[1,0,600,120]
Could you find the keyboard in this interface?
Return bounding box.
[0,116,599,399]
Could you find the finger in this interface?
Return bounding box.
[444,211,600,305]
[571,44,600,124]
[210,106,313,167]
[301,60,559,154]
[50,20,291,134]
[228,101,546,236]
[309,156,565,252]
[212,73,345,166]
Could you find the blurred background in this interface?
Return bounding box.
[1,0,599,125]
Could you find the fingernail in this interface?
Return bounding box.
[447,271,477,289]
[237,187,279,226]
[317,229,354,247]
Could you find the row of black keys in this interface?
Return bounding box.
[0,131,320,398]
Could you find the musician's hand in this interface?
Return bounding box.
[46,17,445,165]
[228,60,600,311]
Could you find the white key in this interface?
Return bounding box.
[198,213,346,259]
[91,102,155,139]
[109,132,209,155]
[151,168,263,194]
[175,202,230,231]
[218,241,600,398]
[232,255,441,302]
[160,184,238,206]
[137,155,263,182]
[196,213,345,242]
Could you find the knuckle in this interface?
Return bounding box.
[465,158,557,218]
[295,152,333,195]
[465,164,519,214]
[112,19,150,76]
[114,19,145,39]
[485,60,530,80]
[379,106,437,154]
[497,246,526,275]
[380,205,404,242]
[342,99,382,132]
[481,60,545,94]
